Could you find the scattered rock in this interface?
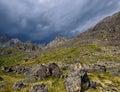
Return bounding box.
[14,66,26,74]
[13,81,26,90]
[22,78,37,83]
[92,64,106,72]
[85,64,106,73]
[48,63,62,78]
[1,66,14,72]
[30,83,48,92]
[1,65,32,75]
[103,86,119,92]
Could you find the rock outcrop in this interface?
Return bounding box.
[64,61,90,92]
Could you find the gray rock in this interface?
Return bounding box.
[91,64,106,72]
[13,81,26,90]
[1,66,14,72]
[64,62,90,92]
[48,63,62,78]
[32,65,50,80]
[30,83,48,92]
[15,66,26,74]
[22,78,37,83]
[1,65,31,75]
[65,74,82,92]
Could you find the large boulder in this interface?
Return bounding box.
[64,62,90,92]
[32,65,50,80]
[30,83,48,92]
[48,63,62,78]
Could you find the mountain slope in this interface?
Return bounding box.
[75,11,120,45]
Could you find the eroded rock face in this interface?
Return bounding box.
[64,62,90,92]
[48,63,62,78]
[30,83,48,92]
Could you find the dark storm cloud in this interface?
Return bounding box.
[0,0,120,43]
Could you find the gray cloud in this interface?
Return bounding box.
[0,0,120,43]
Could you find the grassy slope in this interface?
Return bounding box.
[0,44,120,92]
[0,47,26,66]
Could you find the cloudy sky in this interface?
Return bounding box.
[0,0,120,43]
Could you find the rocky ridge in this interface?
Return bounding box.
[75,11,120,45]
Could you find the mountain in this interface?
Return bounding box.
[46,36,68,48]
[74,11,120,45]
[0,11,120,92]
[0,35,43,51]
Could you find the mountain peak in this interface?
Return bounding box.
[46,36,68,48]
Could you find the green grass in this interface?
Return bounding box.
[30,44,120,65]
[0,47,26,66]
[0,44,120,92]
